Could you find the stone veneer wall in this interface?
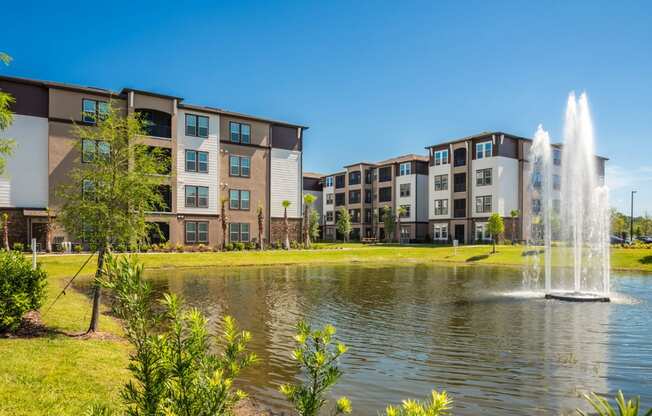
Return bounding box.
[0,208,29,248]
[270,218,302,245]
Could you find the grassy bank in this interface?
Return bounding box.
[1,244,650,415]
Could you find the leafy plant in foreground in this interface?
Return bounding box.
[577,390,652,416]
[0,250,47,331]
[100,255,257,415]
[280,321,351,416]
[383,390,452,416]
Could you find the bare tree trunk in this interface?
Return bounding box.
[87,245,106,333]
[45,219,52,253]
[283,208,290,250]
[511,219,516,245]
[2,214,9,250]
[258,220,264,251]
[304,205,310,247]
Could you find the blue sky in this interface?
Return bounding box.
[2,1,651,215]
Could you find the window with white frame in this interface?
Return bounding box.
[399,162,411,176]
[229,223,250,242]
[185,186,209,208]
[434,149,449,166]
[434,199,448,215]
[475,223,489,241]
[399,205,411,218]
[185,221,209,244]
[186,150,209,173]
[229,155,250,177]
[476,168,492,186]
[553,148,562,166]
[476,141,493,159]
[325,176,334,187]
[326,194,334,205]
[475,195,492,214]
[229,189,250,210]
[400,183,410,197]
[433,224,448,240]
[229,122,251,144]
[325,211,334,222]
[434,174,448,191]
[553,174,561,190]
[82,99,108,123]
[185,114,209,138]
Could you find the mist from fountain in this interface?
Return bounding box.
[525,92,610,301]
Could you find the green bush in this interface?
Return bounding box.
[234,242,245,251]
[224,243,234,251]
[0,250,48,331]
[12,242,24,252]
[383,390,452,416]
[245,242,257,250]
[73,244,82,253]
[577,390,651,416]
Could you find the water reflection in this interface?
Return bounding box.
[140,264,651,415]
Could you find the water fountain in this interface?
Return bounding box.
[525,92,610,302]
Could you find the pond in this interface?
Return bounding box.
[132,264,651,415]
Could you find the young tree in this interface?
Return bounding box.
[220,195,229,249]
[57,104,167,333]
[303,194,317,247]
[336,207,352,242]
[396,205,407,244]
[256,203,265,250]
[45,208,53,253]
[0,52,16,175]
[309,209,320,243]
[382,206,395,243]
[383,390,452,416]
[282,200,292,249]
[487,213,505,254]
[280,321,352,416]
[1,213,9,250]
[510,209,520,245]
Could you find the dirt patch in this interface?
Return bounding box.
[0,310,57,338]
[235,398,283,416]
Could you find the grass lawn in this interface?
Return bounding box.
[1,243,650,415]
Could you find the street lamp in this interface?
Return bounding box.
[630,190,637,242]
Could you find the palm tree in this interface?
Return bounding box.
[510,209,520,245]
[303,194,317,247]
[396,205,407,244]
[1,213,9,250]
[282,200,291,250]
[220,195,229,250]
[257,203,265,250]
[45,208,53,253]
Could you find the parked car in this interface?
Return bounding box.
[610,235,626,244]
[636,236,652,243]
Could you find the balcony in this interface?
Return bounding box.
[137,109,172,139]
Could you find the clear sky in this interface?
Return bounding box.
[2,1,651,215]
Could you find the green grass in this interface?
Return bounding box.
[1,243,650,415]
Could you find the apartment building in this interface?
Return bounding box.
[321,154,429,242]
[426,131,606,244]
[0,75,306,249]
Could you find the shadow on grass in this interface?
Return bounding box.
[466,254,490,262]
[639,256,652,265]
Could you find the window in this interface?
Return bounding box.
[335,175,345,188]
[433,224,448,240]
[348,171,361,185]
[399,205,411,218]
[185,221,209,244]
[379,187,392,202]
[335,193,345,206]
[185,186,209,208]
[364,190,372,204]
[229,189,250,210]
[349,209,361,223]
[434,174,448,191]
[532,199,542,214]
[326,194,334,205]
[229,223,250,242]
[400,183,410,197]
[553,148,562,166]
[476,223,489,242]
[229,122,251,144]
[364,208,373,223]
[475,195,492,214]
[476,168,492,186]
[399,162,411,176]
[325,176,334,187]
[454,199,466,218]
[365,169,374,184]
[82,179,95,200]
[81,139,110,163]
[185,150,209,173]
[82,99,108,123]
[378,166,392,182]
[553,199,561,213]
[434,150,449,166]
[185,114,209,138]
[553,174,561,191]
[349,190,361,204]
[152,185,172,212]
[476,141,493,159]
[326,211,334,222]
[229,155,250,177]
[453,148,466,167]
[532,171,542,189]
[325,227,334,237]
[454,173,466,192]
[434,199,448,216]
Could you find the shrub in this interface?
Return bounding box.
[114,243,126,253]
[245,242,256,250]
[99,255,258,415]
[280,321,351,416]
[175,244,184,253]
[128,243,138,253]
[576,390,651,416]
[224,243,234,251]
[139,244,150,253]
[12,242,24,252]
[383,390,452,416]
[0,250,48,331]
[73,244,82,253]
[234,242,245,251]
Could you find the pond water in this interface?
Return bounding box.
[122,264,651,415]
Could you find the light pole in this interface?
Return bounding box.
[630,190,637,242]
